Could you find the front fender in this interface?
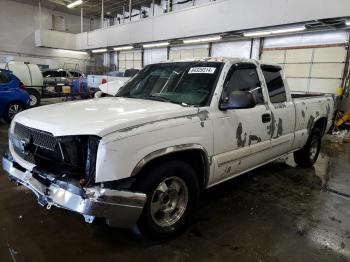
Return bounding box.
[95,114,213,183]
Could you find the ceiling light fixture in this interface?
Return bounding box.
[113,46,134,51]
[67,0,83,8]
[346,21,350,26]
[243,30,272,37]
[91,48,107,53]
[244,25,306,37]
[271,26,306,34]
[143,42,169,48]
[183,36,222,44]
[57,49,88,55]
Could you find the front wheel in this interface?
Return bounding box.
[27,89,41,107]
[294,127,322,167]
[4,102,23,123]
[135,160,200,240]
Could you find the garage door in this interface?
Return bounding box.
[261,45,348,94]
[169,45,209,60]
[118,50,143,70]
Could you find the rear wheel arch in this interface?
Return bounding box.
[132,145,210,189]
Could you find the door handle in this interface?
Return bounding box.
[262,113,271,123]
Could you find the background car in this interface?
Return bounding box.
[42,68,85,87]
[94,77,130,98]
[0,69,30,123]
[0,61,43,107]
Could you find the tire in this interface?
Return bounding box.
[135,159,200,240]
[27,89,41,107]
[294,127,322,167]
[4,102,24,123]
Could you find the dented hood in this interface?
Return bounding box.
[13,97,198,137]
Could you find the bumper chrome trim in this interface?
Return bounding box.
[2,152,147,228]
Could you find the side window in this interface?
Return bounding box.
[0,70,11,83]
[261,66,287,103]
[224,66,264,104]
[70,72,82,77]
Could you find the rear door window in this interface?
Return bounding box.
[224,64,264,104]
[0,70,11,84]
[261,65,287,103]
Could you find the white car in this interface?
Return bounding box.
[3,57,334,240]
[94,77,130,98]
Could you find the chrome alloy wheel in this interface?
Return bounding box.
[8,104,22,120]
[309,135,319,161]
[29,94,37,107]
[150,176,189,227]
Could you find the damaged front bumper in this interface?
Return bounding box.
[2,152,147,228]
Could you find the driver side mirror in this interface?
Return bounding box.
[219,91,256,110]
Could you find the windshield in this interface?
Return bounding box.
[116,62,223,106]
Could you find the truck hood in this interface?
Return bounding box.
[13,97,197,137]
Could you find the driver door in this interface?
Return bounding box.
[211,63,272,184]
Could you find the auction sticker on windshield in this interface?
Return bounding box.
[188,67,216,74]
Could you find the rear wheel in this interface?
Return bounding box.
[135,160,200,240]
[294,127,322,167]
[27,89,41,107]
[4,102,23,123]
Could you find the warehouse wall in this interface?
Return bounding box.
[0,0,90,72]
[262,32,349,90]
[76,0,350,49]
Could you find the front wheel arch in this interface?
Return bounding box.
[132,147,210,190]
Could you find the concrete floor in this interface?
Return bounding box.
[0,121,350,262]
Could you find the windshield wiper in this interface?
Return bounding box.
[148,94,191,107]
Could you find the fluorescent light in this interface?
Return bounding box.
[67,0,83,8]
[346,21,350,26]
[244,31,272,37]
[183,36,221,44]
[143,42,169,48]
[244,26,306,37]
[91,48,107,53]
[271,26,305,34]
[57,49,87,55]
[113,46,134,51]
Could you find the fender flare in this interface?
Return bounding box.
[130,143,210,186]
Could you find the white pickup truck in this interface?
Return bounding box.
[2,58,334,240]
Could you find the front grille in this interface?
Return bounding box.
[12,123,62,165]
[14,123,57,151]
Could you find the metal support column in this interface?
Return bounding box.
[101,0,104,28]
[167,0,172,12]
[258,38,264,60]
[129,0,132,22]
[80,7,84,33]
[249,39,254,59]
[38,0,42,30]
